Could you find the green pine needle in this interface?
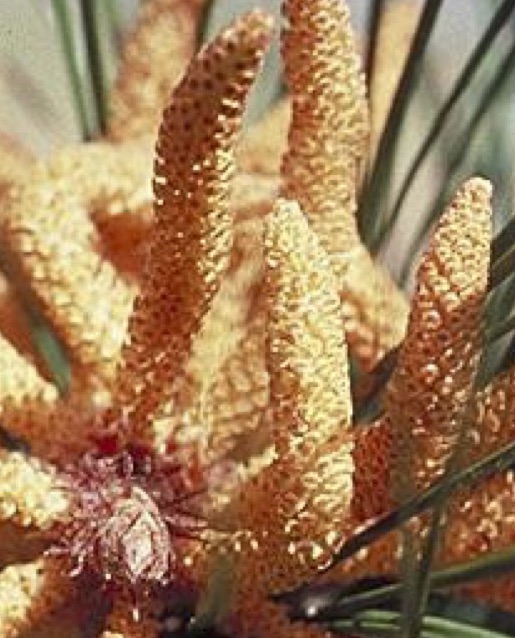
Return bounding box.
[358,0,445,249]
[492,216,515,263]
[486,310,515,345]
[364,0,387,93]
[380,0,515,253]
[491,256,515,292]
[331,609,512,638]
[29,320,70,396]
[399,36,515,285]
[304,544,515,624]
[80,0,109,135]
[50,0,92,139]
[318,438,515,575]
[480,275,515,382]
[400,401,474,638]
[490,228,515,290]
[498,324,515,372]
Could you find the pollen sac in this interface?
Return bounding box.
[98,486,173,588]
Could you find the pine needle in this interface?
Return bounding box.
[331,609,513,638]
[381,0,515,249]
[399,37,515,285]
[401,398,476,638]
[492,216,515,263]
[486,310,515,344]
[50,0,92,139]
[364,0,387,93]
[358,0,445,249]
[295,546,515,624]
[317,438,515,574]
[80,0,109,135]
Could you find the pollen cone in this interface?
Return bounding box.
[386,177,492,496]
[114,11,273,447]
[281,0,408,370]
[228,199,353,598]
[1,158,136,389]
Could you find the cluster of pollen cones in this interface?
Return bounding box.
[0,1,513,637]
